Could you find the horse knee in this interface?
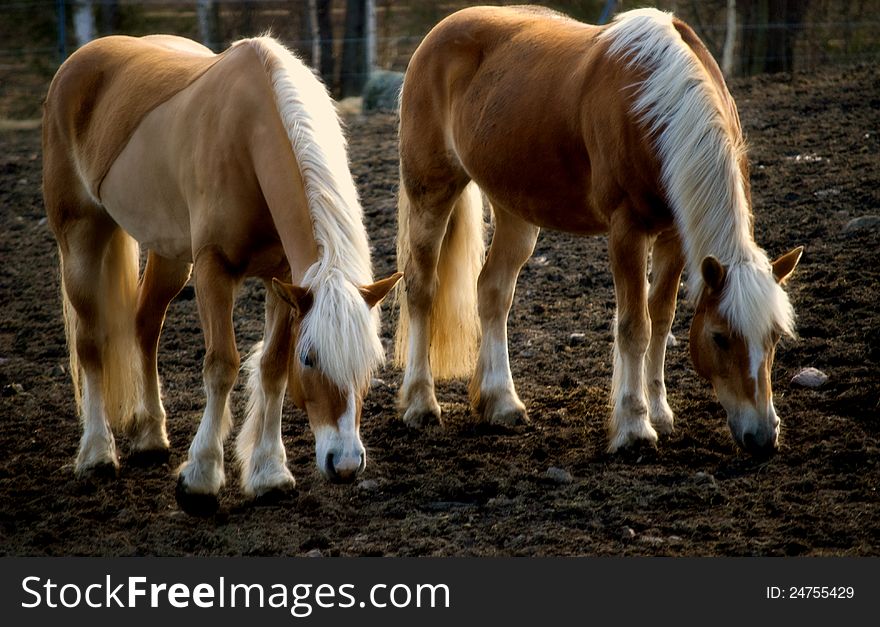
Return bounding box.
[258,352,288,396]
[616,314,650,353]
[203,351,240,391]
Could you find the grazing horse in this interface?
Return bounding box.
[395,6,802,457]
[42,34,400,515]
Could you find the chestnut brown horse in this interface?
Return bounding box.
[395,6,802,456]
[42,34,400,515]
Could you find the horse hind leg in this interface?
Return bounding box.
[128,252,192,465]
[607,213,656,452]
[646,230,684,435]
[396,170,482,428]
[57,212,142,477]
[470,206,539,425]
[235,283,296,499]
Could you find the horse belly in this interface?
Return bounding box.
[462,143,604,234]
[100,110,193,261]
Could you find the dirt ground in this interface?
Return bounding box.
[1,63,877,556]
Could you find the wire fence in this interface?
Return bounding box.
[1,0,878,119]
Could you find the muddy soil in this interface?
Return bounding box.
[1,64,877,556]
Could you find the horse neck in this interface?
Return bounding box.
[242,36,373,288]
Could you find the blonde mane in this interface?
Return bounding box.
[601,9,795,345]
[239,36,384,390]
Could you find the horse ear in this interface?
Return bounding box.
[271,278,312,316]
[701,256,726,293]
[359,272,403,309]
[771,246,803,284]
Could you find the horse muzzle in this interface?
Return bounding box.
[728,412,780,459]
[323,450,366,484]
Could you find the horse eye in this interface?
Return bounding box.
[712,333,729,351]
[301,353,315,368]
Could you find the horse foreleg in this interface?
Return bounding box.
[131,252,192,463]
[646,230,684,435]
[608,215,656,452]
[236,283,296,498]
[176,249,240,516]
[470,207,539,425]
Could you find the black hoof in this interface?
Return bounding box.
[251,485,298,507]
[76,461,118,481]
[128,448,171,468]
[612,439,659,463]
[175,476,220,517]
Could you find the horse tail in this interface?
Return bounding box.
[394,180,485,378]
[236,340,264,487]
[60,229,142,432]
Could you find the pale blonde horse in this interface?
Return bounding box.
[42,34,400,515]
[395,7,802,457]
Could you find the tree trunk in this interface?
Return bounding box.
[99,0,119,34]
[340,0,367,98]
[316,0,335,91]
[765,0,810,73]
[721,0,737,76]
[740,0,809,75]
[197,0,222,51]
[298,0,320,68]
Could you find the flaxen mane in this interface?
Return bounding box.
[601,10,795,348]
[241,37,384,391]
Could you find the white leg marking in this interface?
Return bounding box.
[76,370,119,472]
[609,319,657,452]
[178,387,231,495]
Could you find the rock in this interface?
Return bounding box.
[370,378,385,389]
[51,364,66,377]
[3,383,25,396]
[694,471,717,488]
[790,367,828,388]
[568,332,586,346]
[362,70,404,113]
[666,332,678,347]
[843,215,880,236]
[544,466,573,484]
[621,526,636,540]
[305,549,323,558]
[357,479,379,491]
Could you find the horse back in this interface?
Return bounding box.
[42,36,223,201]
[401,6,671,233]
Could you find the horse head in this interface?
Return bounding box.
[689,247,802,457]
[272,272,401,482]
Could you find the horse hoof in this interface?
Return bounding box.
[175,476,220,517]
[651,419,674,436]
[488,408,529,426]
[128,448,171,467]
[251,485,298,507]
[608,436,659,460]
[402,407,441,429]
[75,461,118,481]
